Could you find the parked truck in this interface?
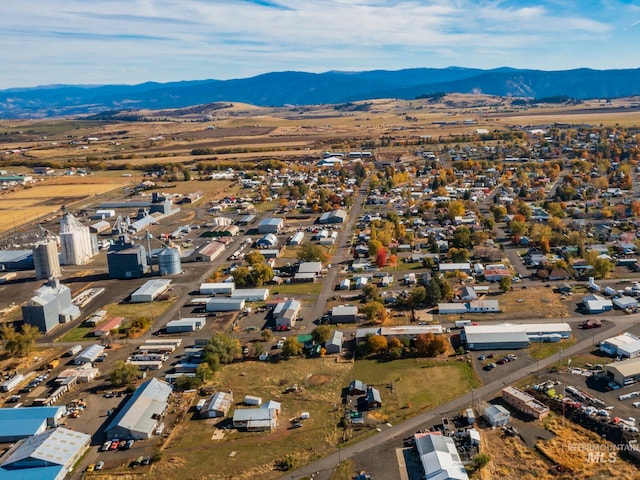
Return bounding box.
[67,345,82,357]
[581,319,602,329]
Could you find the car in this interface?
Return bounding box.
[101,441,112,451]
[276,340,285,349]
[104,391,115,398]
[242,346,249,355]
[483,363,496,371]
[497,358,507,365]
[126,439,135,449]
[487,353,494,359]
[141,456,151,466]
[291,422,303,429]
[95,461,104,471]
[86,464,95,472]
[118,440,127,449]
[478,355,486,361]
[109,440,119,450]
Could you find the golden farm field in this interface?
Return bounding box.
[0,178,130,234]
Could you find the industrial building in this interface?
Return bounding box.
[0,406,65,442]
[105,378,172,440]
[502,386,549,419]
[462,323,572,350]
[22,279,80,333]
[74,344,105,365]
[0,427,90,480]
[130,279,172,303]
[200,282,235,295]
[0,249,34,271]
[107,245,149,279]
[582,294,614,313]
[231,288,269,302]
[288,231,304,245]
[59,209,96,265]
[32,239,61,280]
[257,217,284,234]
[165,318,205,333]
[605,356,640,387]
[273,299,301,328]
[206,297,245,312]
[600,332,640,357]
[200,391,234,418]
[192,242,226,262]
[331,305,358,323]
[318,209,347,224]
[413,432,469,480]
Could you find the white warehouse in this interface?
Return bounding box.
[206,298,245,312]
[131,279,172,303]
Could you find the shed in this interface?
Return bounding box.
[366,387,382,409]
[206,297,245,312]
[348,380,367,396]
[231,288,269,302]
[325,330,344,354]
[201,391,233,418]
[200,282,235,295]
[165,318,205,333]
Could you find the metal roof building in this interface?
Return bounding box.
[0,249,34,271]
[105,378,172,440]
[130,279,172,303]
[201,391,234,418]
[231,288,269,302]
[0,427,90,480]
[318,209,347,224]
[0,406,65,443]
[605,356,640,386]
[331,305,358,323]
[413,431,469,480]
[257,217,284,234]
[74,344,105,365]
[206,297,245,312]
[463,329,529,351]
[165,318,205,333]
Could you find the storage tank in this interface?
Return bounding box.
[32,239,61,280]
[158,248,182,276]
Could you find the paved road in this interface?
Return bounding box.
[308,180,369,323]
[281,313,640,480]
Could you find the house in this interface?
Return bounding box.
[105,378,172,440]
[459,286,477,301]
[366,387,382,409]
[325,330,344,354]
[467,300,500,313]
[484,405,510,426]
[439,263,471,273]
[348,380,367,396]
[483,267,511,282]
[92,316,124,337]
[548,268,570,281]
[200,391,233,418]
[413,432,469,480]
[582,294,613,313]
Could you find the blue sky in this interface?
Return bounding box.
[1,0,640,89]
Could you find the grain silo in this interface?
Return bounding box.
[158,247,182,276]
[59,208,95,265]
[32,239,61,280]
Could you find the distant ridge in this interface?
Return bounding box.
[2,67,640,119]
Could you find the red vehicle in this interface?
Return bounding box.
[581,319,602,329]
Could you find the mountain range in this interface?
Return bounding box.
[2,66,640,119]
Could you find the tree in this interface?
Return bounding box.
[415,333,448,357]
[297,243,328,264]
[250,263,274,286]
[232,266,252,288]
[0,324,19,356]
[499,276,512,293]
[449,247,469,263]
[509,220,527,238]
[473,453,491,470]
[368,239,383,257]
[281,337,303,358]
[17,324,41,357]
[196,363,215,383]
[367,335,388,354]
[261,329,273,341]
[376,247,387,267]
[311,325,332,344]
[363,283,381,302]
[0,324,41,357]
[593,257,614,279]
[110,360,141,386]
[448,200,465,220]
[452,226,471,249]
[204,333,241,364]
[361,301,388,323]
[245,250,265,266]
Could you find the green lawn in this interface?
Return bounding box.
[58,325,96,343]
[271,282,323,296]
[529,337,577,360]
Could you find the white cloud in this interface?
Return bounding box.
[0,0,637,88]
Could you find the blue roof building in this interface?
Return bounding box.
[0,406,65,443]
